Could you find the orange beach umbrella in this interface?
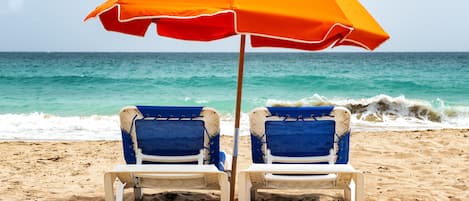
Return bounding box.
[85,0,389,200]
[85,0,388,50]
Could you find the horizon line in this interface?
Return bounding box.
[1,51,468,54]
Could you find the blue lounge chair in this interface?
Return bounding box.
[239,106,364,201]
[104,106,230,201]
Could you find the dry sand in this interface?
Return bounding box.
[0,129,468,201]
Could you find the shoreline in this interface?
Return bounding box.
[1,129,468,200]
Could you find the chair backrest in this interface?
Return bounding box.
[119,106,221,168]
[249,106,351,164]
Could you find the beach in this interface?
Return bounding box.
[1,0,469,198]
[1,129,468,201]
[1,52,468,200]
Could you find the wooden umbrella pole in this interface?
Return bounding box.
[230,34,246,201]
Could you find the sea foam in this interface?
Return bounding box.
[0,112,251,141]
[0,113,121,141]
[1,95,468,141]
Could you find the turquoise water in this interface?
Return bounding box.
[0,52,468,139]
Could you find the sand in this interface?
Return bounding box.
[0,129,468,201]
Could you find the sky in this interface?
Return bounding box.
[1,0,469,52]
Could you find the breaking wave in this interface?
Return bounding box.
[267,94,469,131]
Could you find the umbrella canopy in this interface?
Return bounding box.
[85,1,389,200]
[85,0,388,50]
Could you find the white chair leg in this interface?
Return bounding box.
[116,181,126,201]
[219,174,230,201]
[238,172,252,201]
[104,173,116,201]
[354,173,365,201]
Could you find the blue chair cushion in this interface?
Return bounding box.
[265,120,336,157]
[135,119,205,156]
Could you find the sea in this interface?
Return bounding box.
[0,52,468,140]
